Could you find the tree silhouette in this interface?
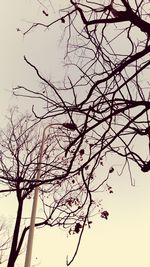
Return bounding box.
[15,0,150,176]
[13,0,150,264]
[0,108,111,266]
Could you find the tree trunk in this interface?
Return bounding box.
[7,200,23,267]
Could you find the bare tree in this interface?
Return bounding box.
[0,108,112,266]
[0,109,43,267]
[14,0,150,175]
[11,0,150,264]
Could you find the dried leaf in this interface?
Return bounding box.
[74,223,82,233]
[109,167,114,173]
[42,10,48,16]
[62,123,77,131]
[101,210,109,220]
[79,149,84,156]
[61,17,65,23]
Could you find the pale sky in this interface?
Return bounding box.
[0,1,150,267]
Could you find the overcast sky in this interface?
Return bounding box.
[0,1,150,266]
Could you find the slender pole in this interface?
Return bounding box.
[24,124,59,267]
[24,122,75,266]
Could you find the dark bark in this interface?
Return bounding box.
[7,200,23,267]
